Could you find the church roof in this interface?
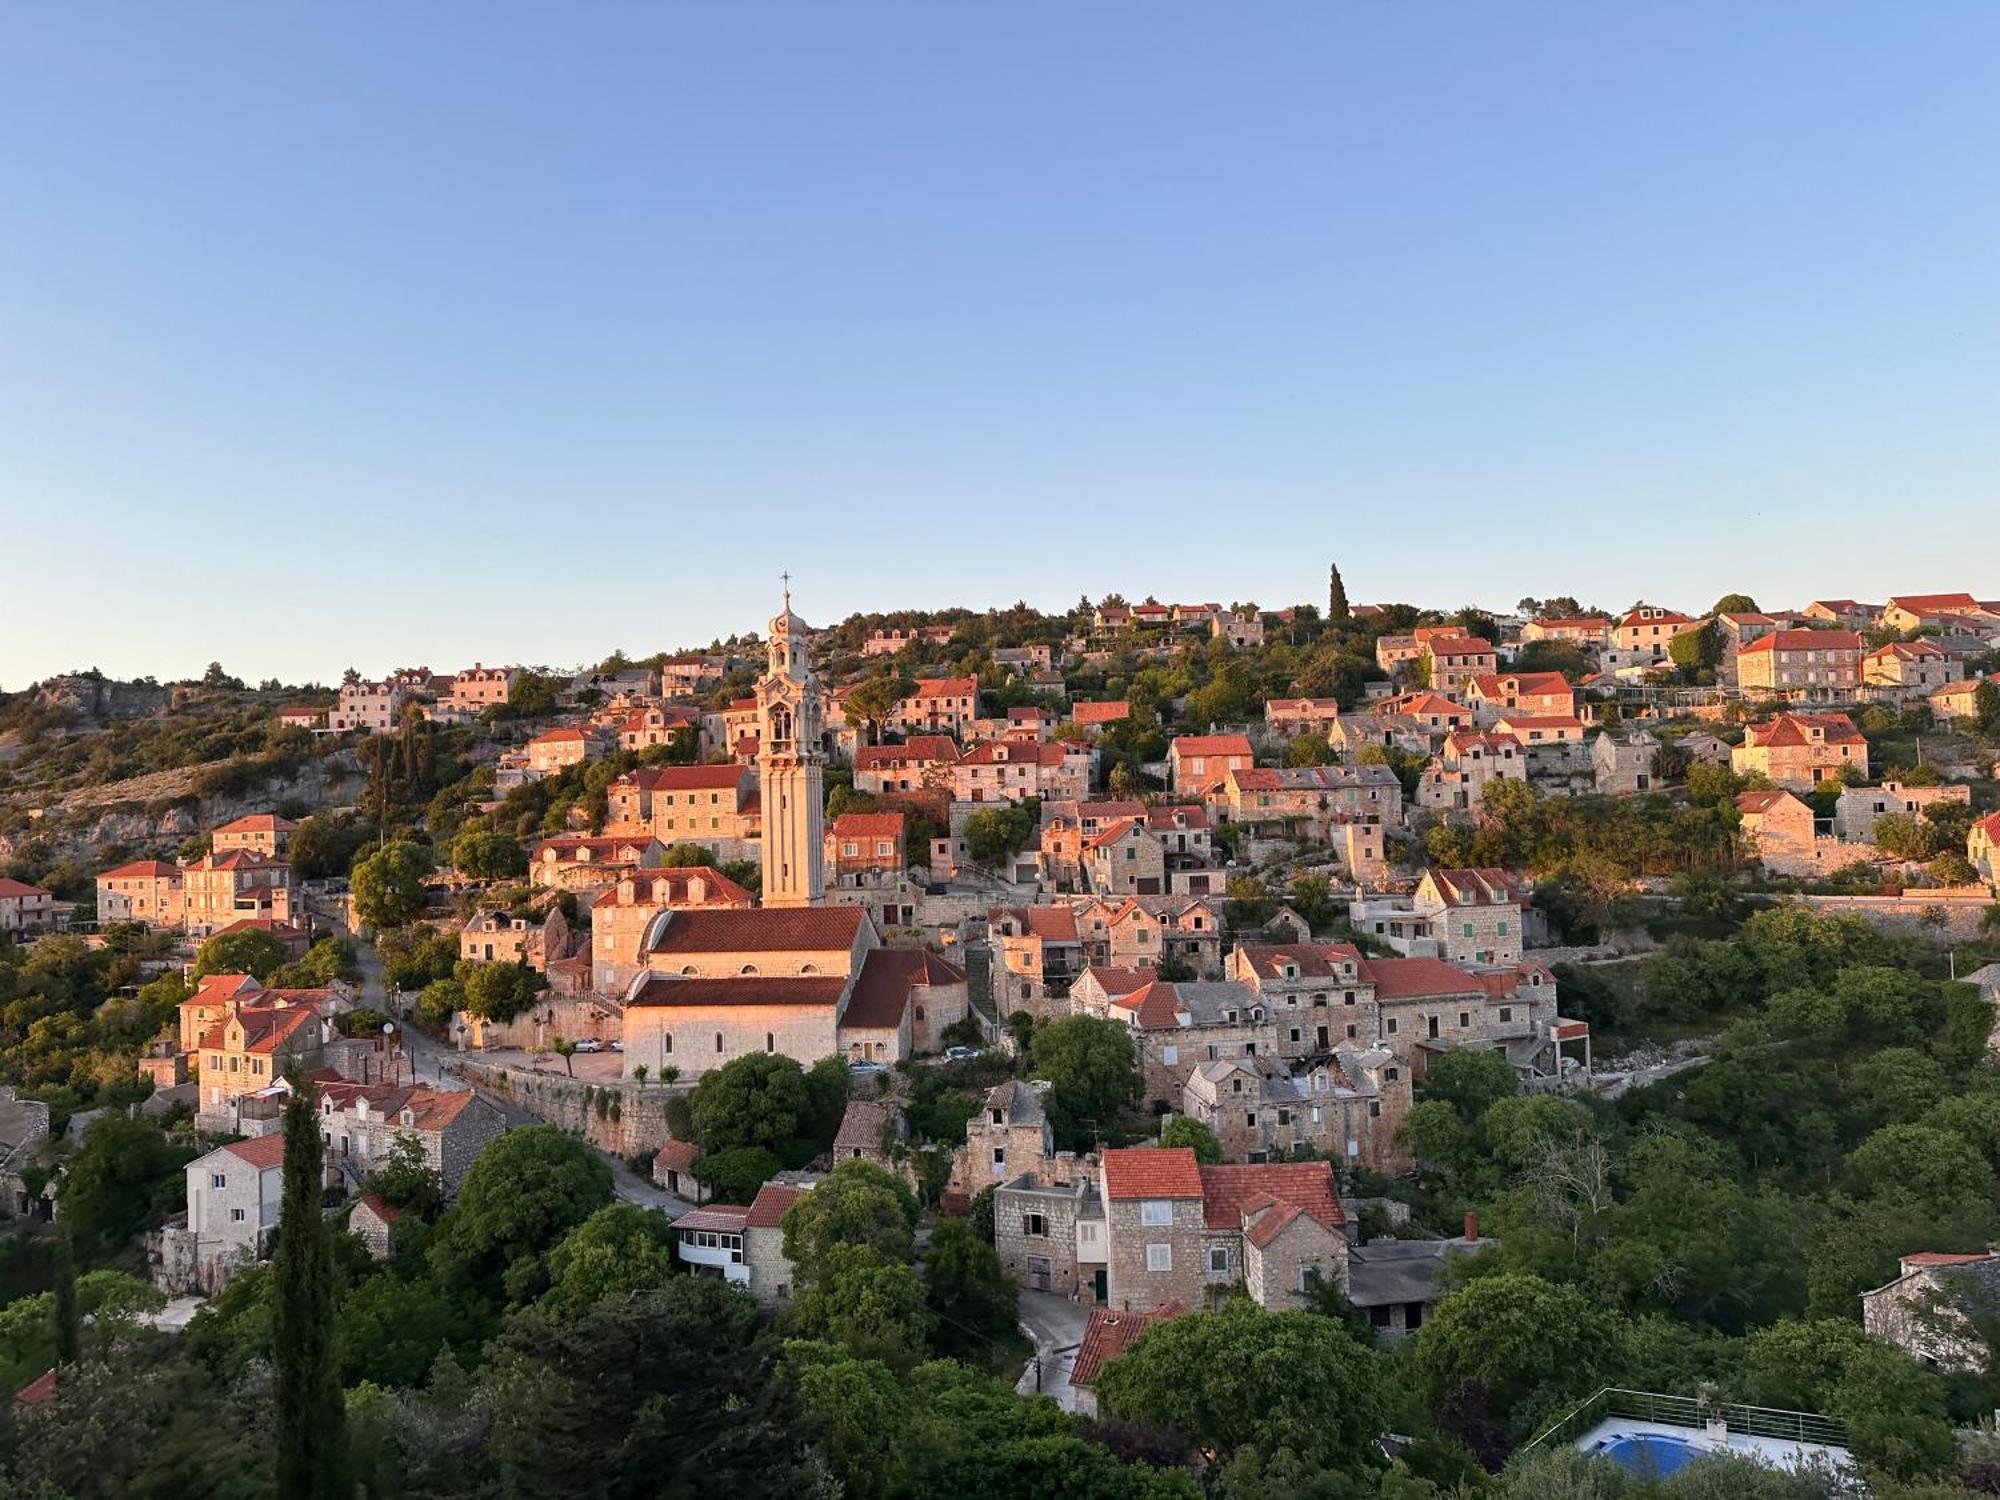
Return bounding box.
[644,905,865,956]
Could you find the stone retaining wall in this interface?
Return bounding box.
[446,1059,680,1157]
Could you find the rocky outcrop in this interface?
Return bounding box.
[30,675,171,722]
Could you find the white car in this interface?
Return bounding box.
[943,1046,982,1064]
[848,1059,887,1076]
[572,1039,603,1054]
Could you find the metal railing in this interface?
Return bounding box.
[1522,1387,1848,1456]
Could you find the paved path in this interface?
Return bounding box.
[1014,1289,1090,1410]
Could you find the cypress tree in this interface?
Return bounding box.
[51,1229,79,1365]
[1328,563,1351,623]
[273,1077,345,1499]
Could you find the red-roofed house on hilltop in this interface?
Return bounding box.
[1970,812,2000,892]
[1864,640,1962,699]
[1098,1148,1348,1313]
[888,677,980,738]
[0,879,62,937]
[1613,605,1700,662]
[603,763,760,861]
[174,1134,288,1290]
[212,812,299,858]
[674,1180,810,1306]
[589,866,756,995]
[96,860,185,926]
[1168,734,1254,794]
[526,725,607,775]
[316,1078,508,1194]
[1463,673,1575,726]
[1418,636,1498,694]
[1732,712,1870,790]
[1879,594,2000,634]
[1734,630,1862,700]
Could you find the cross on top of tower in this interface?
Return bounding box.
[781,570,791,609]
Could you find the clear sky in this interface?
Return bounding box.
[3,4,1996,687]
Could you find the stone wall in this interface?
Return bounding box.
[445,1060,679,1157]
[1792,893,1995,941]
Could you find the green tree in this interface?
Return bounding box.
[551,1035,576,1077]
[538,1203,678,1314]
[1975,678,2000,735]
[457,960,543,1022]
[1418,1048,1518,1123]
[57,1113,192,1263]
[924,1216,1017,1359]
[51,1230,79,1366]
[351,840,433,930]
[1710,593,1760,615]
[781,1158,920,1286]
[964,803,1036,866]
[426,1125,612,1304]
[1031,1014,1143,1150]
[1412,1273,1623,1442]
[1159,1116,1224,1163]
[688,1051,814,1155]
[844,668,917,745]
[792,1243,932,1366]
[273,1079,346,1499]
[363,1135,444,1220]
[690,1145,780,1204]
[507,672,560,715]
[450,827,527,880]
[193,925,288,980]
[1095,1299,1388,1478]
[1327,563,1351,623]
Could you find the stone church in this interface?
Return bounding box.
[617,590,967,1080]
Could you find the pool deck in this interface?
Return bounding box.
[1575,1417,1854,1473]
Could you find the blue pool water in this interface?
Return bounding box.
[1593,1433,1699,1476]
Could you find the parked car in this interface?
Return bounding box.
[943,1046,982,1064]
[608,1040,623,1052]
[848,1059,887,1076]
[572,1038,603,1054]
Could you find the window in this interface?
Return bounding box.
[231,1208,246,1222]
[1162,1045,1178,1066]
[1140,1200,1173,1226]
[1277,1109,1291,1126]
[1499,1007,1513,1023]
[714,1033,724,1053]
[1459,1011,1470,1029]
[1208,1246,1229,1273]
[663,1033,673,1054]
[1496,921,1508,937]
[765,1032,775,1053]
[1386,1018,1398,1035]
[211,1173,226,1188]
[1232,1078,1243,1094]
[1146,1243,1173,1272]
[1246,1112,1258,1127]
[1023,1213,1048,1237]
[1384,1066,1399,1081]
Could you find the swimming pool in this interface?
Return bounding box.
[1591,1432,1699,1476]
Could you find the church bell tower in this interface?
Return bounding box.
[756,580,825,907]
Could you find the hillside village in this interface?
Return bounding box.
[4,572,2000,1497]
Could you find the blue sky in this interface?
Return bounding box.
[3,4,1996,686]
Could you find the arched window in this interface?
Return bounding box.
[799,963,818,975]
[681,965,698,976]
[740,964,758,975]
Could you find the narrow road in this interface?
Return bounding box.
[1014,1289,1090,1411]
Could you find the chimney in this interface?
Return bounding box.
[1463,1211,1479,1244]
[688,875,705,905]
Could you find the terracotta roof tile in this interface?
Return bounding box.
[1102,1146,1204,1200]
[1197,1160,1344,1233]
[645,906,864,955]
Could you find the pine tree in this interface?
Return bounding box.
[1327,563,1351,623]
[52,1230,79,1365]
[273,1079,346,1499]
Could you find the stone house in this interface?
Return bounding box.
[1931,675,1996,724]
[1374,634,1426,673]
[1212,611,1265,649]
[1971,813,2000,889]
[1737,790,1853,877]
[1521,617,1611,649]
[1734,630,1863,699]
[212,813,298,858]
[1863,640,1962,698]
[1070,896,1225,976]
[442,664,520,713]
[1418,732,1523,814]
[177,1135,286,1290]
[1831,781,1970,843]
[349,1194,401,1259]
[1347,1222,1490,1342]
[1732,713,1870,790]
[1802,600,1879,631]
[316,1079,509,1194]
[1612,606,1699,662]
[1411,868,1533,968]
[950,1079,1091,1199]
[1374,692,1475,738]
[1070,973,1276,1110]
[195,995,335,1129]
[526,726,605,775]
[588,866,757,995]
[832,1097,908,1171]
[825,812,918,927]
[180,849,292,937]
[1079,819,1169,897]
[1862,1251,2000,1373]
[888,676,981,738]
[1220,764,1405,833]
[673,1181,808,1307]
[1263,698,1342,739]
[1592,730,1661,795]
[95,860,185,926]
[1419,637,1499,694]
[1879,593,2000,634]
[528,833,668,894]
[1099,1149,1348,1314]
[1178,1050,1398,1171]
[852,736,959,796]
[863,625,955,657]
[618,704,702,752]
[996,1173,1107,1299]
[1168,735,1255,795]
[1071,1303,1182,1415]
[988,905,1085,1016]
[1463,673,1575,726]
[952,740,1089,805]
[460,910,534,965]
[328,680,407,734]
[604,763,760,860]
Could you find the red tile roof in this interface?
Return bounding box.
[1081,965,1150,996]
[627,975,848,1008]
[654,1138,701,1174]
[1358,956,1486,1000]
[1170,734,1253,759]
[1421,636,1495,657]
[99,860,182,880]
[1102,1146,1204,1200]
[628,764,746,792]
[1071,1302,1185,1388]
[198,1003,319,1056]
[829,812,906,841]
[646,906,864,955]
[991,906,1080,944]
[595,867,755,909]
[912,676,978,699]
[1236,942,1364,980]
[221,1134,289,1169]
[0,878,53,899]
[1737,630,1861,655]
[13,1369,58,1406]
[1110,980,1188,1030]
[1886,593,1982,615]
[746,1182,806,1228]
[356,1193,402,1224]
[214,813,299,834]
[1904,1251,2000,1267]
[1744,712,1865,749]
[1071,700,1132,725]
[1197,1160,1344,1233]
[842,946,966,1030]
